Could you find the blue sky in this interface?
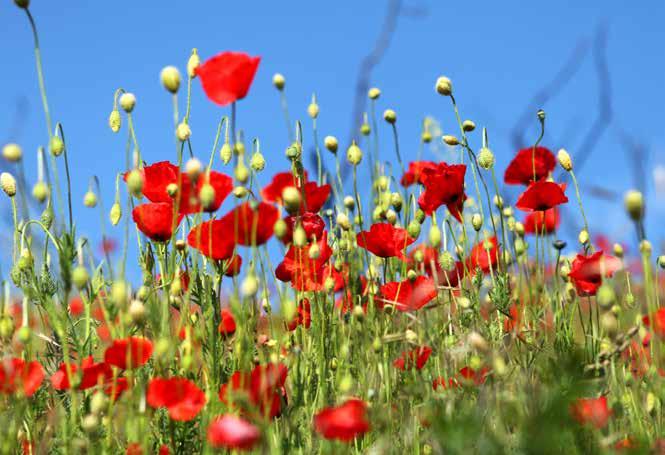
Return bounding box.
[1,1,664,277]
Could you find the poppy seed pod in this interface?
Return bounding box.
[324,136,338,154]
[160,66,181,93]
[2,143,22,162]
[478,147,494,170]
[126,169,144,197]
[49,136,64,156]
[0,172,16,197]
[32,181,49,203]
[435,76,453,96]
[272,73,285,90]
[624,190,644,221]
[109,202,122,225]
[346,142,362,166]
[108,109,121,133]
[187,49,200,78]
[176,122,192,142]
[383,109,397,124]
[119,93,136,113]
[368,87,381,99]
[83,190,97,208]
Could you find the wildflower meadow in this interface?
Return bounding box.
[2,1,665,454]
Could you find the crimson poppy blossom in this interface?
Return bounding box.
[51,356,114,391]
[570,396,612,428]
[401,161,437,187]
[282,212,325,244]
[223,202,279,246]
[378,275,437,311]
[187,218,236,261]
[104,376,130,402]
[133,203,183,242]
[568,251,622,296]
[417,163,467,220]
[196,52,261,106]
[313,399,370,441]
[393,346,433,370]
[458,366,490,385]
[223,255,242,277]
[504,146,556,185]
[515,181,568,212]
[261,171,308,202]
[207,414,261,451]
[275,232,333,292]
[104,337,153,370]
[0,358,44,397]
[261,171,330,214]
[219,308,237,336]
[147,377,207,421]
[356,223,415,261]
[68,297,84,316]
[466,236,500,274]
[643,308,665,339]
[219,363,288,419]
[286,299,312,331]
[523,207,560,235]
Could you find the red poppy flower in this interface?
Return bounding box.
[133,203,183,242]
[187,218,236,261]
[378,276,437,311]
[223,202,279,246]
[219,363,288,419]
[401,161,437,187]
[104,337,153,370]
[223,255,242,277]
[282,213,326,244]
[417,163,467,220]
[432,376,458,391]
[286,299,312,331]
[68,297,84,316]
[504,146,556,185]
[275,232,333,292]
[313,399,370,442]
[51,356,113,391]
[261,171,308,202]
[147,377,207,421]
[523,207,560,235]
[356,223,415,260]
[100,238,118,255]
[393,346,433,371]
[570,396,612,428]
[458,366,490,385]
[466,236,500,274]
[207,414,261,451]
[568,251,622,296]
[643,308,665,339]
[219,308,236,336]
[515,181,568,212]
[0,358,44,397]
[407,245,462,288]
[196,51,261,106]
[261,171,330,214]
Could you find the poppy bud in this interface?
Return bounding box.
[553,239,566,250]
[559,263,570,280]
[336,213,350,231]
[428,225,441,248]
[514,221,525,237]
[390,192,403,212]
[220,142,232,164]
[307,97,319,119]
[537,109,546,122]
[169,277,182,296]
[293,226,307,247]
[1,172,16,197]
[385,209,397,225]
[404,329,418,344]
[187,48,200,78]
[109,202,122,225]
[90,392,108,416]
[111,281,128,306]
[383,109,397,124]
[49,136,64,156]
[282,186,301,213]
[639,239,652,256]
[462,120,476,132]
[493,195,503,209]
[613,243,624,258]
[442,135,459,146]
[658,255,665,269]
[272,73,285,91]
[109,109,121,133]
[14,0,29,8]
[514,238,526,256]
[166,183,179,198]
[250,152,266,171]
[285,142,301,160]
[119,93,136,113]
[406,269,418,282]
[468,331,488,352]
[273,218,287,240]
[600,312,618,338]
[596,285,615,310]
[407,220,421,239]
[126,169,144,197]
[413,249,424,263]
[234,141,246,156]
[414,209,426,224]
[435,76,453,96]
[324,136,338,154]
[32,181,49,203]
[160,66,181,93]
[309,242,321,259]
[2,143,22,162]
[232,186,247,198]
[578,229,589,246]
[557,148,573,172]
[83,190,97,208]
[471,214,482,232]
[421,130,432,144]
[324,276,335,293]
[624,190,644,221]
[182,159,200,182]
[438,252,454,271]
[342,196,355,211]
[346,141,362,166]
[176,122,192,142]
[0,318,13,340]
[368,87,381,99]
[72,266,89,289]
[478,147,494,170]
[129,299,146,325]
[81,414,99,434]
[199,183,215,209]
[360,120,371,136]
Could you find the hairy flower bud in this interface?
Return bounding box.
[160,66,181,93]
[250,152,266,171]
[557,148,573,172]
[83,190,97,208]
[435,76,453,96]
[478,147,494,170]
[442,135,459,146]
[220,142,232,164]
[32,181,49,203]
[109,202,122,226]
[2,143,22,162]
[72,266,89,290]
[1,172,16,197]
[272,73,285,91]
[624,190,644,221]
[185,158,202,181]
[187,48,200,78]
[282,186,301,213]
[324,135,338,154]
[383,109,397,124]
[273,218,287,239]
[462,120,476,132]
[119,93,136,113]
[108,109,121,133]
[126,169,144,197]
[199,183,215,209]
[176,122,192,142]
[346,141,362,165]
[49,136,64,157]
[368,87,381,99]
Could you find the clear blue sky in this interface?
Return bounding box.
[1,1,664,276]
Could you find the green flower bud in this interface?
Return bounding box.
[220,143,232,164]
[109,203,122,226]
[32,181,49,203]
[346,142,362,165]
[160,66,181,93]
[72,266,89,290]
[49,136,64,157]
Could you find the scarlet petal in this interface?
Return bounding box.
[0,358,44,397]
[104,337,153,369]
[147,377,206,421]
[196,52,261,106]
[568,251,622,296]
[187,218,236,260]
[504,146,556,185]
[133,203,183,242]
[197,171,233,212]
[379,276,437,311]
[570,396,612,428]
[207,414,261,450]
[393,346,433,370]
[313,399,370,442]
[218,308,237,336]
[515,181,568,212]
[357,223,414,260]
[222,202,279,246]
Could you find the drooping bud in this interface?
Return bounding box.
[557,148,573,172]
[439,251,455,271]
[368,87,381,99]
[126,169,144,197]
[578,229,589,246]
[119,93,136,113]
[199,183,215,209]
[442,135,459,146]
[0,172,16,197]
[324,136,338,154]
[109,202,122,226]
[31,181,49,203]
[272,73,285,91]
[273,218,287,239]
[160,66,181,93]
[383,109,397,124]
[2,143,22,162]
[241,274,259,297]
[282,186,302,214]
[49,136,64,157]
[176,122,192,142]
[187,48,200,78]
[250,151,266,171]
[129,299,147,325]
[471,214,482,231]
[220,142,232,164]
[14,0,30,9]
[108,109,121,133]
[428,225,441,247]
[185,157,202,181]
[293,225,307,247]
[234,161,249,183]
[307,94,319,119]
[462,120,476,132]
[435,76,453,96]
